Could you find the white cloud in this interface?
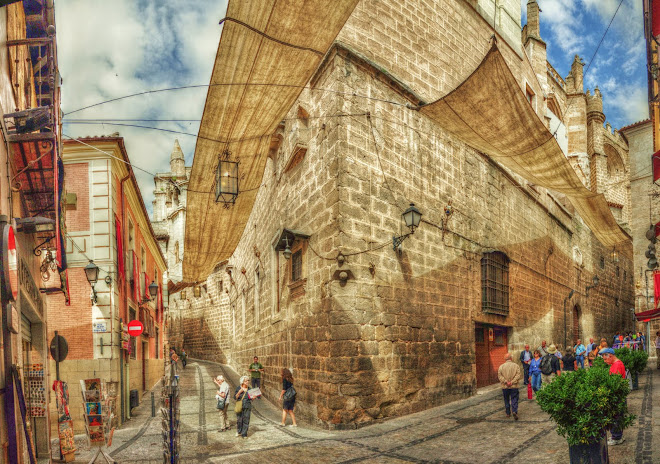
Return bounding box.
[56,0,228,214]
[604,83,649,127]
[538,0,585,55]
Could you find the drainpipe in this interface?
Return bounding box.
[564,289,575,349]
[119,175,130,423]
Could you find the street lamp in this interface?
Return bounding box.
[193,285,201,298]
[215,151,239,205]
[149,280,158,300]
[392,203,423,251]
[85,260,99,304]
[610,247,619,264]
[282,236,292,260]
[585,275,600,297]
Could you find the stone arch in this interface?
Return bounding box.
[604,143,625,178]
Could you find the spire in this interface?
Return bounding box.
[526,0,540,39]
[169,139,186,178]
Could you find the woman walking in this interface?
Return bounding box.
[561,348,577,372]
[278,368,297,427]
[528,350,542,394]
[213,375,230,432]
[235,376,253,439]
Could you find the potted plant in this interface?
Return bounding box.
[614,347,648,390]
[536,367,635,464]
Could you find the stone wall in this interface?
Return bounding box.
[179,0,635,428]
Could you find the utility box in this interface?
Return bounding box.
[130,389,139,409]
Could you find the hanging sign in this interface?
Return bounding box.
[127,320,143,337]
[1,224,18,302]
[488,328,494,342]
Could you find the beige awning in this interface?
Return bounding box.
[419,43,630,248]
[183,0,359,282]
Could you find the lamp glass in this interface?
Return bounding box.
[283,246,292,260]
[84,260,99,285]
[149,281,158,299]
[216,159,239,203]
[592,275,599,286]
[402,203,422,232]
[194,285,201,298]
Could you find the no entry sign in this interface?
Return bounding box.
[127,320,143,337]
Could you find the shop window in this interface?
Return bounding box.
[481,251,509,316]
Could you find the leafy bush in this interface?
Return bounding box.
[614,347,648,375]
[591,356,606,370]
[536,367,635,446]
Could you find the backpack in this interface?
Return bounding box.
[540,354,554,375]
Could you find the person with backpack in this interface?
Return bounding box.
[528,349,543,394]
[278,368,298,427]
[497,353,522,420]
[540,344,561,384]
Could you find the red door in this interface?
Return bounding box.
[475,324,508,387]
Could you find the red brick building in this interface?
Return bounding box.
[46,135,167,433]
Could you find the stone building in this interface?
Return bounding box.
[46,136,167,433]
[180,0,635,428]
[151,140,192,348]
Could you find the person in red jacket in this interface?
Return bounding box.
[600,348,626,446]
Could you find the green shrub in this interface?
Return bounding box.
[536,368,635,445]
[614,348,648,374]
[591,356,607,370]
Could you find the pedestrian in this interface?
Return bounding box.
[613,332,620,348]
[181,349,187,368]
[528,349,543,394]
[497,353,522,420]
[519,344,532,385]
[655,332,660,369]
[600,348,627,446]
[169,348,178,368]
[213,375,231,432]
[235,376,252,439]
[538,340,548,357]
[587,342,600,367]
[573,339,586,369]
[248,356,264,392]
[586,337,595,354]
[278,368,298,427]
[600,338,609,349]
[561,348,577,372]
[540,344,561,384]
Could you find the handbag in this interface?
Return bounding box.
[283,386,296,401]
[216,395,226,410]
[234,397,243,414]
[527,383,533,400]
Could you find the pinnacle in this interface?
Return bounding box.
[170,139,184,161]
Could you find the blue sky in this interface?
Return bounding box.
[55,0,647,215]
[525,0,648,128]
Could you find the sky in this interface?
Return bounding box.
[523,0,648,128]
[56,0,647,217]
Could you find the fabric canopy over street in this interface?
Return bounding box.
[183,0,359,282]
[420,43,630,248]
[634,308,660,322]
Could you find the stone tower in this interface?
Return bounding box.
[170,139,186,179]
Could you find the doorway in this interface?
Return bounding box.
[142,341,148,391]
[573,305,581,345]
[475,323,508,388]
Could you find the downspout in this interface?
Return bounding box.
[119,174,130,423]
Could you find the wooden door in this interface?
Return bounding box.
[475,324,508,388]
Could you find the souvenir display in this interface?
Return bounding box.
[162,350,180,464]
[80,379,116,463]
[25,364,46,417]
[53,380,76,461]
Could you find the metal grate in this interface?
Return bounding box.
[481,252,509,316]
[291,250,302,282]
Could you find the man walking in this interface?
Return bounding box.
[540,344,561,384]
[574,339,586,369]
[498,353,522,420]
[248,356,264,390]
[586,337,595,354]
[519,345,532,385]
[600,348,627,446]
[213,375,231,432]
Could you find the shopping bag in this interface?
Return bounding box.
[527,383,533,400]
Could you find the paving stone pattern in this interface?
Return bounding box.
[53,359,660,463]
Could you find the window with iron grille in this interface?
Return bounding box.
[291,250,303,282]
[481,251,509,316]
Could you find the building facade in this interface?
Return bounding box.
[180,0,635,428]
[46,136,167,434]
[151,140,191,348]
[0,0,65,461]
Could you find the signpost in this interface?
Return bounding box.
[127,320,143,337]
[50,331,68,381]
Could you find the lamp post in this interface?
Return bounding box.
[85,260,99,304]
[585,275,600,297]
[392,203,423,251]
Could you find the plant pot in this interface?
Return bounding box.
[568,437,609,464]
[632,372,639,390]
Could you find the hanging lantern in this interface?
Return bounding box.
[216,150,239,205]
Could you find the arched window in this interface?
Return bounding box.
[481,251,510,316]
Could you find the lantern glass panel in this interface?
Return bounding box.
[216,159,239,203]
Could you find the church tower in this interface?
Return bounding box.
[170,139,186,179]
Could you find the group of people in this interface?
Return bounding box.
[213,356,298,439]
[612,331,646,351]
[168,347,187,368]
[501,336,631,446]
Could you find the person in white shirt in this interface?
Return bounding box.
[214,375,231,431]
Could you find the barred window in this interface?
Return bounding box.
[291,250,303,282]
[481,251,509,316]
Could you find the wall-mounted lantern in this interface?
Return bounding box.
[610,247,619,264]
[194,285,201,298]
[216,150,239,206]
[85,259,99,304]
[275,229,310,260]
[149,280,158,300]
[392,203,423,251]
[585,275,600,297]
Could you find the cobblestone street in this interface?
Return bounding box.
[53,359,660,463]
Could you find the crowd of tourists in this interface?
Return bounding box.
[212,356,297,439]
[500,333,652,447]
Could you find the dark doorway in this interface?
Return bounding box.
[475,323,508,387]
[142,341,148,391]
[573,305,581,345]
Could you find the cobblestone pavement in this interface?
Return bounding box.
[54,359,660,463]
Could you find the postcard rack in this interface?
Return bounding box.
[80,379,116,464]
[161,355,180,464]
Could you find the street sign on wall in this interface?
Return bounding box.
[127,320,143,337]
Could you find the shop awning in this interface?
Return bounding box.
[419,43,630,248]
[183,0,359,282]
[634,308,660,322]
